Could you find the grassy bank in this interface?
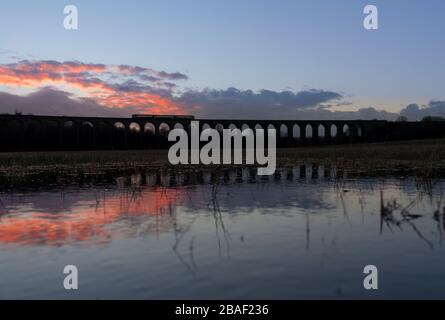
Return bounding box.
[278,138,445,171]
[1,138,445,178]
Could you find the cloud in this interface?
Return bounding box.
[0,58,441,121]
[0,59,351,118]
[314,107,398,120]
[400,101,445,120]
[0,86,399,120]
[117,64,188,81]
[0,60,186,114]
[0,87,139,117]
[176,87,343,119]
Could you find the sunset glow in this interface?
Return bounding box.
[0,60,186,115]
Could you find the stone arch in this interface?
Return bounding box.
[0,118,22,151]
[127,122,143,148]
[61,121,77,149]
[46,120,60,129]
[112,122,127,149]
[202,123,211,132]
[254,124,264,136]
[174,123,184,130]
[24,121,45,150]
[114,122,126,130]
[129,122,141,133]
[292,124,300,138]
[79,121,95,149]
[189,121,199,133]
[343,124,350,137]
[318,124,326,138]
[144,122,155,135]
[305,124,313,138]
[215,123,224,132]
[96,121,113,149]
[159,122,170,136]
[240,124,253,140]
[82,121,94,128]
[330,124,338,137]
[280,124,289,138]
[44,120,60,149]
[64,120,74,128]
[266,124,276,140]
[141,122,156,149]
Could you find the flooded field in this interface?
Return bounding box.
[1,166,445,299]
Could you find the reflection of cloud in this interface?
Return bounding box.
[0,175,337,248]
[215,183,336,214]
[0,188,186,247]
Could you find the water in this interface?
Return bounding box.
[1,167,445,299]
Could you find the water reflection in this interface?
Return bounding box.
[0,165,342,247]
[1,166,445,299]
[380,189,445,248]
[0,187,188,246]
[1,167,444,249]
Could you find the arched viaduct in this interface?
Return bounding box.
[0,114,444,151]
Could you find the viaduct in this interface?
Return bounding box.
[0,114,444,151]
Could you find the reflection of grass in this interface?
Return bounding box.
[379,189,435,248]
[1,138,445,177]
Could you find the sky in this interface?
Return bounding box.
[1,0,445,120]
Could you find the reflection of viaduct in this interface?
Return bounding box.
[1,114,445,151]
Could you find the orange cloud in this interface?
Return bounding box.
[97,92,184,114]
[0,60,186,115]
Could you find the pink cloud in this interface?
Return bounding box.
[0,60,187,115]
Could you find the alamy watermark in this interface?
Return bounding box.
[64,5,78,30]
[62,4,378,31]
[363,265,378,290]
[363,5,379,30]
[167,121,276,175]
[63,265,78,290]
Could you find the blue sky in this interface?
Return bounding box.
[1,0,445,118]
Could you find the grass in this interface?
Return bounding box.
[1,138,445,178]
[277,138,445,169]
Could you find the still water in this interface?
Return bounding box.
[0,166,445,299]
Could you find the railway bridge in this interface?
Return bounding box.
[0,114,444,151]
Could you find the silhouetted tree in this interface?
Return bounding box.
[422,116,445,122]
